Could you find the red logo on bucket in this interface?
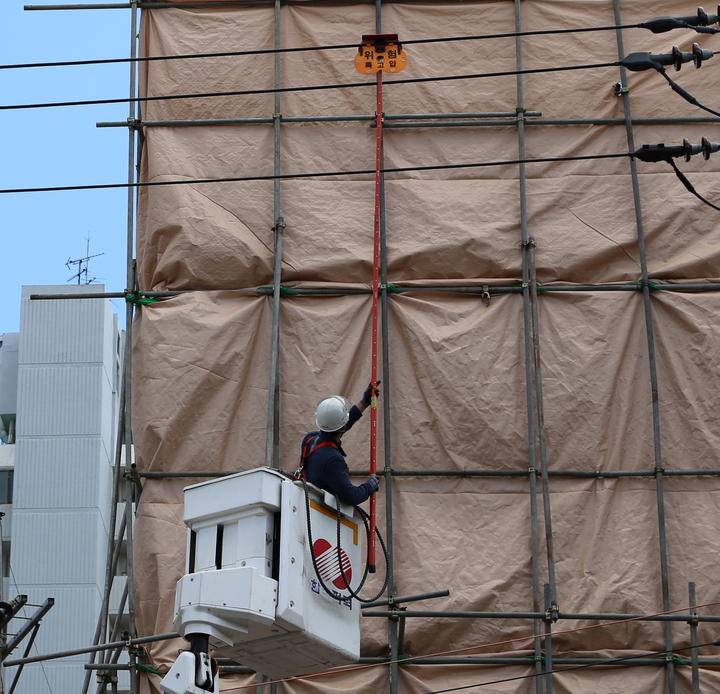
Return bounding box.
[312,539,353,590]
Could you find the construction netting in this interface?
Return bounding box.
[131,0,720,692]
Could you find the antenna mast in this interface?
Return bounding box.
[66,237,104,285]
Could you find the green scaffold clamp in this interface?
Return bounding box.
[258,286,300,296]
[125,291,160,305]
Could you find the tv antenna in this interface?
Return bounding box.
[66,236,104,285]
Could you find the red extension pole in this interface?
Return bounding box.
[368,69,383,573]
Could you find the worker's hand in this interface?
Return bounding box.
[362,381,381,407]
[367,476,380,493]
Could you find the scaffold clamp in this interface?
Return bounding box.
[355,34,408,74]
[481,285,491,306]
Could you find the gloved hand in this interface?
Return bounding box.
[366,476,380,493]
[362,381,381,407]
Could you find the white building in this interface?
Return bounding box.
[0,285,125,694]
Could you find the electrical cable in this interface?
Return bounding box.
[667,158,720,211]
[0,24,659,72]
[0,60,620,112]
[336,504,389,603]
[4,11,720,73]
[0,152,631,195]
[658,68,720,118]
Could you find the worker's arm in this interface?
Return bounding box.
[350,382,380,416]
[324,455,377,505]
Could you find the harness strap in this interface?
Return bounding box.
[295,437,340,480]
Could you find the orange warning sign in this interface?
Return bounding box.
[354,33,408,74]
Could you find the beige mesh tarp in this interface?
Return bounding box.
[132,1,720,691]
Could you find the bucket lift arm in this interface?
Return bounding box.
[159,634,219,694]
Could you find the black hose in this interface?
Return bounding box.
[301,477,389,604]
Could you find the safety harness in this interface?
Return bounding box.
[294,434,340,481]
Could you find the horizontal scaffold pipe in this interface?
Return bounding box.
[357,656,720,666]
[3,633,180,668]
[361,610,720,622]
[95,116,720,129]
[84,663,257,673]
[96,115,718,129]
[85,655,720,670]
[136,468,720,480]
[97,111,543,128]
[27,283,720,303]
[363,590,450,608]
[353,468,720,478]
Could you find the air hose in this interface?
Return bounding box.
[301,477,389,604]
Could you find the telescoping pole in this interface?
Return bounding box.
[369,67,383,573]
[355,34,407,573]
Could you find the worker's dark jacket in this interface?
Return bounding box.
[301,405,374,506]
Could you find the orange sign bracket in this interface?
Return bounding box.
[354,33,408,74]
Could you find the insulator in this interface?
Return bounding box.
[672,45,693,70]
[692,42,714,67]
[701,136,720,159]
[696,6,720,25]
[684,138,693,161]
[683,138,704,160]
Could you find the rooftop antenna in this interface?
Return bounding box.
[66,236,104,285]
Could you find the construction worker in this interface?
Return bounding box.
[297,383,380,505]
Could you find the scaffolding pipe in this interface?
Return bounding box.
[612,3,675,691]
[98,111,544,128]
[358,656,720,666]
[98,114,720,129]
[513,1,543,690]
[363,590,450,608]
[529,241,557,608]
[689,583,700,694]
[82,383,127,694]
[372,8,401,694]
[88,654,720,669]
[122,5,140,694]
[543,585,554,694]
[265,0,284,470]
[361,610,720,621]
[6,624,41,694]
[27,283,720,302]
[108,581,129,647]
[3,634,180,668]
[136,467,720,479]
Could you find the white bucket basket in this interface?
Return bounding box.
[173,467,363,679]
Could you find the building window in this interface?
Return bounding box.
[0,470,14,504]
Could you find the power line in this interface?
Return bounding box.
[0,24,641,71]
[4,9,720,73]
[0,152,631,195]
[0,60,618,111]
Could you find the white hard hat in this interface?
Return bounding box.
[315,395,352,432]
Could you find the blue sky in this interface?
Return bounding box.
[1,1,133,333]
